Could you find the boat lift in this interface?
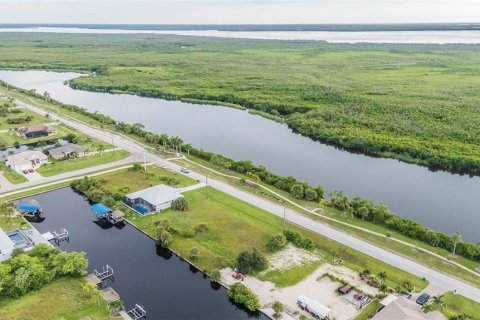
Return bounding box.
[127,304,147,320]
[53,228,69,244]
[94,264,114,282]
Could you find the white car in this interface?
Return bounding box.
[160,164,167,169]
[181,167,190,173]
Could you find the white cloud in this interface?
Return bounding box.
[0,0,479,24]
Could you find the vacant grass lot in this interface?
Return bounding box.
[442,292,480,320]
[0,277,110,320]
[37,149,130,177]
[0,33,479,174]
[126,187,427,291]
[354,299,381,320]
[0,107,47,131]
[100,165,197,193]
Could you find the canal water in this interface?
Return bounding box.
[25,188,265,319]
[2,70,480,242]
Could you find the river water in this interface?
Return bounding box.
[1,27,480,43]
[24,188,265,319]
[1,70,479,242]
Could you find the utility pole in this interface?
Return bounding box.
[111,134,115,159]
[205,175,208,199]
[143,148,147,172]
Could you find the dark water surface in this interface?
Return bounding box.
[2,70,480,242]
[25,188,263,319]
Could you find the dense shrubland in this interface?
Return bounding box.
[0,244,87,299]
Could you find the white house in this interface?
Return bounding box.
[5,150,48,172]
[0,227,15,262]
[123,185,183,214]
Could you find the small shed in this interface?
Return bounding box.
[338,284,353,295]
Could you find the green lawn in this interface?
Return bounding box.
[354,299,381,320]
[37,149,130,177]
[126,187,427,291]
[0,277,110,320]
[0,162,28,184]
[0,215,28,233]
[442,292,480,320]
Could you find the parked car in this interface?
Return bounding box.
[181,167,189,173]
[416,292,430,305]
[28,168,34,173]
[22,169,29,174]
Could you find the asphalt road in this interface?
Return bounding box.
[11,98,480,302]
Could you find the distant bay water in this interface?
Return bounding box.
[0,23,480,43]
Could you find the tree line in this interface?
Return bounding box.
[328,191,480,261]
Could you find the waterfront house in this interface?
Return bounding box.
[372,296,446,320]
[48,143,85,160]
[5,150,48,172]
[123,185,182,214]
[16,124,56,139]
[0,227,15,262]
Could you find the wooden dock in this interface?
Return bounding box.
[84,273,101,286]
[101,287,120,302]
[119,311,133,320]
[110,210,126,224]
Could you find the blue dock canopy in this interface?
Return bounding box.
[17,203,41,212]
[91,203,112,216]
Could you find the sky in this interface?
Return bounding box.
[1,0,479,24]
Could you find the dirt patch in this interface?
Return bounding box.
[221,261,379,320]
[268,244,320,271]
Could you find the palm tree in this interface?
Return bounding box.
[97,144,105,157]
[378,283,388,293]
[108,300,124,317]
[184,143,192,157]
[159,133,169,147]
[170,136,183,153]
[430,295,445,311]
[378,271,387,283]
[451,232,462,256]
[154,144,162,155]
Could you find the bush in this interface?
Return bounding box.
[266,233,287,252]
[283,230,315,250]
[178,228,195,238]
[189,247,199,260]
[157,229,172,248]
[290,184,305,199]
[65,133,79,144]
[210,269,221,283]
[227,283,260,311]
[236,248,268,275]
[194,223,209,234]
[171,197,189,211]
[130,163,142,171]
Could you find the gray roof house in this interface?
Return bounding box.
[48,143,85,160]
[16,124,56,139]
[123,185,183,214]
[372,296,446,320]
[0,227,15,262]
